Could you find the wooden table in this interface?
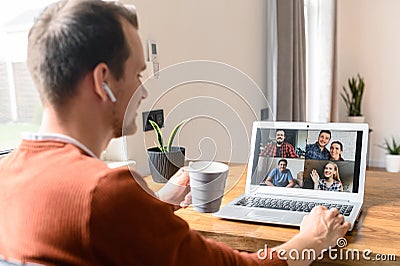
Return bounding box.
[149,165,400,265]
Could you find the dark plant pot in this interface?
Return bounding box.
[147,146,185,183]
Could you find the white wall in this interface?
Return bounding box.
[107,0,400,171]
[106,0,272,175]
[337,0,400,167]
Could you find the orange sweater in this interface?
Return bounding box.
[0,140,286,265]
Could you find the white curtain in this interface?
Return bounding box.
[305,0,337,122]
[266,0,278,120]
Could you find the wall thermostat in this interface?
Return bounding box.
[148,40,159,79]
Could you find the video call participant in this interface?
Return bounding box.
[263,159,295,187]
[310,162,343,192]
[260,129,297,158]
[0,1,350,265]
[329,141,344,161]
[305,130,331,160]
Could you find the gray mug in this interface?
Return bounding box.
[184,161,229,213]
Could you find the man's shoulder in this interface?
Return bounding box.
[270,167,279,174]
[7,141,143,193]
[72,159,150,196]
[92,166,154,201]
[306,142,318,151]
[265,142,276,147]
[306,142,316,148]
[283,142,295,148]
[284,168,293,173]
[283,169,293,180]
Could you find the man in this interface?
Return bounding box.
[260,129,297,158]
[264,159,295,188]
[0,1,349,265]
[305,130,332,160]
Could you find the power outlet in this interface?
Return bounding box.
[261,108,269,120]
[142,109,164,131]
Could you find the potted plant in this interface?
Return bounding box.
[379,136,400,172]
[147,119,186,183]
[341,74,365,123]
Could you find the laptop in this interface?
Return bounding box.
[214,121,369,231]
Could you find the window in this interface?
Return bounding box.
[0,1,56,151]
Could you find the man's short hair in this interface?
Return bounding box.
[276,129,286,135]
[319,130,331,138]
[27,0,138,106]
[278,159,288,165]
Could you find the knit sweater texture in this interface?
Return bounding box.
[0,139,286,265]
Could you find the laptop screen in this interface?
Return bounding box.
[249,123,367,194]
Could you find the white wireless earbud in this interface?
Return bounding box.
[102,82,117,103]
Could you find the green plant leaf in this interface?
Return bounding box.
[378,136,400,155]
[341,74,365,116]
[341,86,352,115]
[149,120,164,152]
[166,119,187,152]
[391,137,400,154]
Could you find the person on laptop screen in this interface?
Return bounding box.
[260,129,297,158]
[263,159,295,187]
[311,162,343,192]
[305,130,331,160]
[329,141,345,161]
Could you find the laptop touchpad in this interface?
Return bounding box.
[245,210,284,221]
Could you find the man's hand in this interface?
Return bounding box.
[299,206,351,252]
[156,169,192,210]
[265,176,275,186]
[168,168,190,186]
[276,206,351,265]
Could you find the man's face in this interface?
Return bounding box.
[278,161,287,172]
[318,132,331,148]
[111,19,147,137]
[275,130,285,145]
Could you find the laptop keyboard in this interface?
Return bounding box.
[235,196,354,216]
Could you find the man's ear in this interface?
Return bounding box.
[92,63,110,102]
